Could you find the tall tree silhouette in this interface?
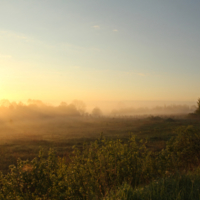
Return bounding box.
[195,98,200,114]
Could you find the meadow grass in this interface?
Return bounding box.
[0,121,200,199]
[0,116,200,199]
[0,115,199,173]
[104,172,200,200]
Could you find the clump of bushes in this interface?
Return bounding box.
[0,126,200,199]
[65,136,155,198]
[0,149,68,199]
[159,126,200,171]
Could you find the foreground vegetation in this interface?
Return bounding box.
[0,125,200,199]
[1,114,200,174]
[0,99,200,198]
[105,172,200,200]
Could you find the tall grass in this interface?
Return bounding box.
[104,171,200,200]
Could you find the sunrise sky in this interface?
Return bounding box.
[0,0,200,104]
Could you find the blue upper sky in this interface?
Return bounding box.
[0,0,200,103]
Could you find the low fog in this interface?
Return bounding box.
[0,98,197,145]
[0,99,197,122]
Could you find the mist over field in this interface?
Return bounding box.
[0,98,196,143]
[1,1,200,198]
[0,99,196,120]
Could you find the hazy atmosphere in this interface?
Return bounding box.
[1,2,200,199]
[1,0,200,103]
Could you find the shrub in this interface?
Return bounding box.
[0,149,68,200]
[160,126,200,171]
[64,135,155,199]
[0,136,156,199]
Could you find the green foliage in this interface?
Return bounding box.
[0,149,68,200]
[104,171,200,200]
[103,182,135,200]
[63,135,154,199]
[160,126,200,170]
[0,136,156,199]
[1,126,200,199]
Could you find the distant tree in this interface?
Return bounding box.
[72,100,86,115]
[59,101,67,107]
[0,99,11,107]
[195,98,200,114]
[66,104,80,116]
[91,107,103,117]
[27,99,44,107]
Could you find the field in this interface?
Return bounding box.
[1,113,200,199]
[0,114,199,174]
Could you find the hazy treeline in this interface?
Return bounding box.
[110,104,196,116]
[0,99,197,121]
[0,99,89,121]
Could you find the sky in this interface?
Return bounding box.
[0,0,200,104]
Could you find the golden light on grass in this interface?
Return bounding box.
[22,164,33,172]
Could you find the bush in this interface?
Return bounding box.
[64,135,155,199]
[0,149,68,200]
[160,126,200,171]
[0,136,156,199]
